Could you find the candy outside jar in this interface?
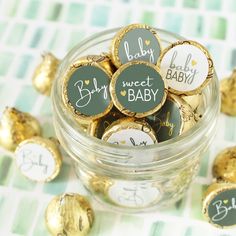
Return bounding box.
[51,28,220,212]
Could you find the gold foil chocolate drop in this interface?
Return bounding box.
[86,53,116,75]
[111,23,162,67]
[15,136,62,182]
[146,93,196,142]
[0,107,41,151]
[88,108,124,138]
[220,69,236,116]
[109,61,167,118]
[89,175,113,194]
[213,146,236,183]
[45,193,94,236]
[181,93,203,112]
[202,183,236,228]
[157,40,214,95]
[62,55,113,122]
[32,52,60,96]
[102,117,157,146]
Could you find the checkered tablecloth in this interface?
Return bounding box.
[1,0,236,235]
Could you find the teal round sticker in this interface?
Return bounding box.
[207,188,236,228]
[65,64,112,119]
[110,61,167,118]
[112,24,162,67]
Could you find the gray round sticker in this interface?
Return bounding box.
[118,28,161,65]
[111,62,166,117]
[207,188,236,227]
[66,65,112,117]
[147,98,182,142]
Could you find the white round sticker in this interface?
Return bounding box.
[15,143,56,182]
[108,180,161,208]
[106,128,155,146]
[160,43,211,94]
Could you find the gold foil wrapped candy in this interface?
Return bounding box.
[62,54,113,121]
[202,182,236,228]
[181,93,203,112]
[110,61,167,118]
[181,93,204,122]
[15,136,62,182]
[213,146,236,183]
[220,69,236,116]
[157,40,214,95]
[146,93,196,142]
[102,117,157,146]
[89,175,113,195]
[86,53,116,75]
[45,193,94,236]
[202,146,236,228]
[32,52,60,96]
[88,108,124,138]
[110,23,162,67]
[0,107,41,151]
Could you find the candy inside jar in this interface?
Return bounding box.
[61,23,213,147]
[52,25,219,211]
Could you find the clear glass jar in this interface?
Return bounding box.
[51,28,220,212]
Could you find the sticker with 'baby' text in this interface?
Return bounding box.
[158,40,214,95]
[108,180,162,208]
[111,24,162,67]
[105,129,156,147]
[64,64,113,120]
[110,61,167,118]
[147,97,182,142]
[15,142,57,182]
[206,188,236,228]
[146,93,195,142]
[102,117,157,163]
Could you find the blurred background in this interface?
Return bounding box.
[0,0,236,235]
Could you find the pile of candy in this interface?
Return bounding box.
[62,23,214,146]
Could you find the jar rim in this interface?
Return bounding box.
[52,27,220,167]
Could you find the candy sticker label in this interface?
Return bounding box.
[159,43,210,94]
[66,65,112,117]
[105,128,156,146]
[108,180,161,208]
[112,63,166,116]
[147,99,182,142]
[16,143,56,181]
[118,28,161,65]
[207,188,236,227]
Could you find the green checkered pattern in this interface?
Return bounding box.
[0,0,236,235]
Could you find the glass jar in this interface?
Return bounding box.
[51,28,220,212]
